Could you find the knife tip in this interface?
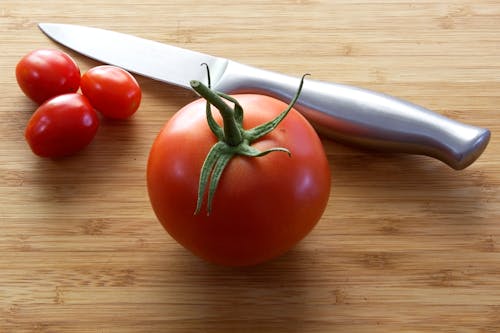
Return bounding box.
[38,22,52,33]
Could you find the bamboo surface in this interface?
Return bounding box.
[1,1,500,332]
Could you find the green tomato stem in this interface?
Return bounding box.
[190,72,308,215]
[190,80,243,146]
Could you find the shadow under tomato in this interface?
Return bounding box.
[162,242,332,333]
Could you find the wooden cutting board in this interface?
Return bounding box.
[1,1,499,332]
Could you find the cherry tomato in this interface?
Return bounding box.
[25,93,99,158]
[81,65,141,119]
[147,93,331,266]
[15,49,81,104]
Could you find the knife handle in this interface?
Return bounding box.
[214,61,490,170]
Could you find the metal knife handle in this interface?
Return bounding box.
[214,61,490,170]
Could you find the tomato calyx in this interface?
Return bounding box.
[190,69,308,215]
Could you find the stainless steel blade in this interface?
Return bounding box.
[38,23,228,89]
[38,23,490,169]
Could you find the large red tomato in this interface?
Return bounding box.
[147,86,331,266]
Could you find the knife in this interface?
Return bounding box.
[38,23,490,170]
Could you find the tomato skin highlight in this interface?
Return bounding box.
[15,49,81,104]
[147,94,331,266]
[25,93,99,158]
[81,65,142,119]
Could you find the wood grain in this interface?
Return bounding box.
[1,1,499,332]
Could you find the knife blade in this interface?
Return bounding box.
[39,23,490,170]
